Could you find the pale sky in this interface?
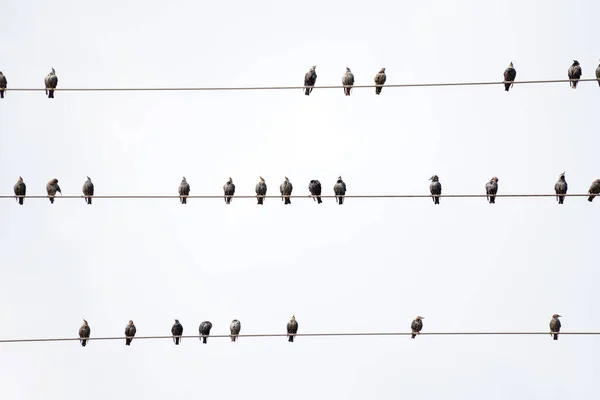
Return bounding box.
[1,0,600,399]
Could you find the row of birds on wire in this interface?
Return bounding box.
[71,314,564,347]
[0,61,597,99]
[7,173,600,205]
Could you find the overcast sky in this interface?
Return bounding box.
[1,0,599,399]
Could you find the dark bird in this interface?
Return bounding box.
[287,315,298,342]
[342,67,355,96]
[125,320,136,346]
[503,62,517,91]
[44,68,58,98]
[554,172,568,204]
[256,176,267,205]
[230,319,241,342]
[82,176,94,205]
[411,316,424,339]
[308,179,322,204]
[14,176,26,205]
[46,178,61,204]
[178,177,190,204]
[280,176,293,205]
[549,314,562,341]
[199,321,212,344]
[568,60,582,89]
[374,68,386,95]
[0,71,6,98]
[171,319,183,345]
[334,176,347,205]
[79,319,91,347]
[596,61,600,87]
[223,177,235,204]
[429,175,442,205]
[485,176,499,204]
[304,66,317,96]
[588,179,600,202]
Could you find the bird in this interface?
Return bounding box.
[374,68,386,95]
[554,172,568,204]
[44,68,58,98]
[125,320,136,346]
[46,178,61,204]
[485,176,499,204]
[287,315,298,342]
[503,62,517,92]
[13,177,26,205]
[333,176,347,205]
[429,175,442,205]
[308,179,322,204]
[79,319,91,347]
[0,71,6,98]
[549,314,562,341]
[304,66,317,96]
[568,60,582,89]
[178,177,190,204]
[82,176,94,205]
[596,61,600,87]
[199,321,212,344]
[342,67,355,96]
[256,176,267,205]
[171,319,183,345]
[588,179,600,202]
[280,177,293,205]
[411,316,424,339]
[223,177,235,204]
[230,319,241,342]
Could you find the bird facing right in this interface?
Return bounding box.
[280,177,293,205]
[304,66,317,96]
[342,67,355,96]
[44,68,58,98]
[287,315,298,342]
[171,319,183,345]
[374,68,387,95]
[308,179,322,204]
[256,176,267,205]
[554,172,568,204]
[82,176,94,205]
[568,60,582,89]
[178,177,190,204]
[333,176,347,205]
[549,314,562,340]
[223,177,235,204]
[485,176,499,204]
[411,316,424,339]
[125,320,136,346]
[14,177,26,205]
[429,175,442,205]
[230,319,241,342]
[503,62,516,92]
[46,178,62,204]
[199,321,213,344]
[0,71,7,98]
[588,179,600,202]
[79,319,91,347]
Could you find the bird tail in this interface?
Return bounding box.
[49,90,54,98]
[317,196,322,204]
[175,337,180,345]
[285,197,291,205]
[288,335,294,342]
[81,339,87,347]
[553,334,559,340]
[344,88,351,96]
[490,196,495,204]
[181,197,186,204]
[434,196,440,205]
[88,197,92,205]
[572,81,578,89]
[18,196,23,205]
[49,197,54,204]
[589,195,595,202]
[231,336,236,342]
[504,83,511,91]
[225,197,231,204]
[598,80,600,88]
[125,338,132,346]
[558,196,564,204]
[411,333,416,339]
[305,88,310,96]
[376,86,382,95]
[0,90,4,98]
[203,336,207,344]
[339,196,344,205]
[257,197,263,205]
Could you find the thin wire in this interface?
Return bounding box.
[4,78,600,92]
[0,331,596,344]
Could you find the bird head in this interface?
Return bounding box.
[87,176,91,181]
[415,316,424,321]
[573,60,579,66]
[291,315,296,322]
[559,172,566,180]
[18,176,23,182]
[129,320,134,325]
[182,176,186,182]
[429,175,438,182]
[285,176,289,182]
[346,67,351,72]
[259,176,265,182]
[174,319,180,324]
[491,176,499,182]
[312,65,317,70]
[51,67,55,74]
[552,314,561,319]
[338,176,342,181]
[83,319,88,325]
[509,62,514,68]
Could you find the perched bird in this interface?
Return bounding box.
[256,176,267,205]
[178,177,190,204]
[79,319,91,347]
[304,66,317,96]
[588,179,600,202]
[429,175,442,205]
[342,67,355,96]
[46,178,61,204]
[554,172,568,204]
[13,177,26,205]
[171,319,183,345]
[0,71,6,98]
[230,319,241,342]
[287,315,298,342]
[44,68,58,98]
[308,179,322,204]
[485,176,499,204]
[82,176,94,205]
[568,60,582,89]
[503,62,517,92]
[374,68,386,95]
[223,177,235,204]
[199,321,212,344]
[411,316,424,339]
[333,176,347,205]
[549,314,562,341]
[125,320,136,346]
[596,61,600,87]
[280,177,293,205]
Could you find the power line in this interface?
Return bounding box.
[0,331,596,344]
[3,78,600,93]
